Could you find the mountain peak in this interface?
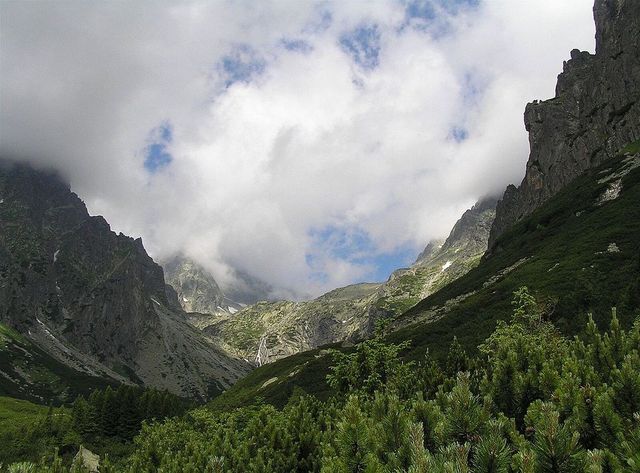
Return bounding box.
[489,0,640,248]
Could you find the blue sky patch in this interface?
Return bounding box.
[450,126,469,142]
[144,122,173,173]
[309,225,416,283]
[219,44,266,88]
[462,71,488,106]
[340,24,381,70]
[404,0,437,22]
[400,0,480,35]
[281,38,313,53]
[404,0,479,19]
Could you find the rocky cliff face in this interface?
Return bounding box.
[162,255,242,315]
[489,0,640,248]
[0,160,249,399]
[204,198,496,364]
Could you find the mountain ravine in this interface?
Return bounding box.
[200,197,497,364]
[0,159,250,401]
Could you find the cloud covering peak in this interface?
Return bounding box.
[0,0,594,299]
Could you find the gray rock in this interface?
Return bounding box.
[0,159,249,399]
[163,256,226,314]
[489,0,640,249]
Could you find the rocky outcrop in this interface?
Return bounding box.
[204,198,497,364]
[489,0,640,248]
[162,255,242,315]
[0,160,249,399]
[417,198,496,266]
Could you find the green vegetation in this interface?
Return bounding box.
[621,138,640,155]
[2,145,639,471]
[0,385,188,469]
[197,150,640,410]
[390,150,640,361]
[6,288,640,472]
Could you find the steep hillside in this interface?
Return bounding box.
[211,142,640,409]
[0,160,249,401]
[210,0,640,405]
[393,143,640,349]
[0,322,117,403]
[489,0,640,246]
[376,197,496,315]
[203,199,496,364]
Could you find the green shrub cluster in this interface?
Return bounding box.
[0,386,187,469]
[7,288,638,472]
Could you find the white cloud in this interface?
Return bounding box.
[0,0,595,299]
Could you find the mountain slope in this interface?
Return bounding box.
[210,0,640,406]
[489,0,640,247]
[393,143,640,348]
[0,322,118,403]
[211,143,640,410]
[0,160,249,401]
[376,197,496,315]
[204,198,496,364]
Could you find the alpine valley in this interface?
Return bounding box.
[1,0,639,471]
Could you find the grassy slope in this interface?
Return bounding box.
[0,323,116,405]
[212,147,640,410]
[391,149,640,360]
[0,395,50,425]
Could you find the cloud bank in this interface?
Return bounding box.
[0,0,594,299]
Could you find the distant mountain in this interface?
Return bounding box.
[377,197,497,315]
[162,255,242,316]
[0,160,249,402]
[202,198,497,364]
[489,0,640,248]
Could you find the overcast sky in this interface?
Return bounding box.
[0,0,594,299]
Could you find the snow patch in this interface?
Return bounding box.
[182,296,189,302]
[597,154,640,185]
[597,179,622,204]
[261,377,278,389]
[441,261,452,271]
[53,249,60,263]
[228,307,238,314]
[607,243,620,253]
